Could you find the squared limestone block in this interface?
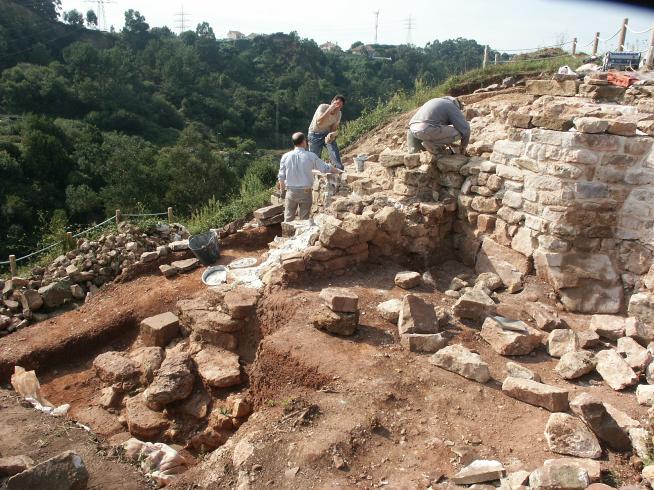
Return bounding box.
[140,311,180,347]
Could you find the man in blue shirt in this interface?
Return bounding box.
[278,132,341,222]
[407,96,470,155]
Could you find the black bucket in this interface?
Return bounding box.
[188,230,220,266]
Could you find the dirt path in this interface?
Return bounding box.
[0,389,151,489]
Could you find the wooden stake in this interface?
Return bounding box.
[115,209,122,225]
[9,255,17,277]
[646,25,654,69]
[571,37,577,55]
[494,53,499,65]
[592,32,600,57]
[483,45,488,69]
[168,207,174,223]
[618,18,628,52]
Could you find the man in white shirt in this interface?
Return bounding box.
[278,132,341,222]
[308,95,345,170]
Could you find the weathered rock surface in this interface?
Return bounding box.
[555,350,596,380]
[430,344,490,383]
[0,455,34,477]
[628,293,654,325]
[224,288,259,318]
[128,346,165,383]
[143,351,195,409]
[398,294,438,334]
[636,384,654,406]
[126,393,169,440]
[481,316,542,355]
[544,412,602,459]
[570,393,631,451]
[476,238,530,293]
[526,304,568,332]
[194,346,241,388]
[376,298,402,323]
[502,377,569,412]
[93,351,140,389]
[589,315,625,340]
[401,333,447,353]
[4,451,89,490]
[311,304,358,336]
[595,349,639,390]
[529,460,590,490]
[38,279,72,308]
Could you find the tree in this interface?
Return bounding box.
[122,10,149,50]
[15,0,61,21]
[86,10,98,27]
[196,22,215,41]
[63,9,84,26]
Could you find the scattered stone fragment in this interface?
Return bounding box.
[129,346,165,383]
[98,385,123,409]
[398,294,438,334]
[544,412,602,459]
[543,458,600,484]
[636,385,654,406]
[194,346,241,388]
[311,304,358,336]
[376,299,402,323]
[547,329,578,358]
[38,279,72,308]
[125,393,170,440]
[501,470,530,489]
[140,251,159,263]
[595,349,639,390]
[529,462,589,490]
[0,455,34,477]
[169,240,189,251]
[143,351,195,409]
[576,330,601,349]
[502,377,569,412]
[570,393,631,451]
[18,289,43,312]
[4,451,89,490]
[394,271,422,289]
[320,287,358,313]
[453,288,496,322]
[140,312,179,347]
[617,337,652,372]
[475,272,503,292]
[401,333,447,353]
[629,293,654,325]
[555,350,596,380]
[505,361,541,382]
[171,258,199,272]
[589,314,625,340]
[481,316,542,355]
[451,460,505,485]
[626,317,654,346]
[629,427,650,460]
[430,345,490,383]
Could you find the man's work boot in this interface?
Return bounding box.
[406,129,424,153]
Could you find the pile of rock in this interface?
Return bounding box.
[0,222,190,336]
[312,287,359,336]
[92,292,258,450]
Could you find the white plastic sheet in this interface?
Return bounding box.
[124,438,188,487]
[10,366,70,417]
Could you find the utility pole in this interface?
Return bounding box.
[571,37,577,55]
[84,0,114,31]
[483,45,488,69]
[646,24,654,69]
[373,10,380,44]
[494,53,499,65]
[618,18,628,52]
[592,32,600,57]
[404,15,414,46]
[175,5,191,34]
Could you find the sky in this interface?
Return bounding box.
[60,0,654,53]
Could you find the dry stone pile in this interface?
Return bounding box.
[0,222,190,336]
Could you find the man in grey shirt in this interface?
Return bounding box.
[407,96,470,155]
[278,132,341,222]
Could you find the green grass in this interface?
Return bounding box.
[339,55,581,149]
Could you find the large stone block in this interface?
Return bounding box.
[3,451,89,490]
[544,413,602,459]
[140,312,179,347]
[320,287,359,313]
[595,349,638,391]
[526,79,579,96]
[398,294,439,334]
[628,293,654,325]
[502,377,569,412]
[452,288,496,322]
[476,237,530,293]
[430,344,490,383]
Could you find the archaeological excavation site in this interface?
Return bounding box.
[2,70,654,490]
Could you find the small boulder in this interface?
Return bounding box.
[453,288,496,322]
[400,333,447,353]
[636,385,654,406]
[319,287,359,313]
[430,344,490,383]
[129,346,165,383]
[544,412,602,459]
[502,377,569,412]
[526,304,568,332]
[143,351,195,409]
[93,351,141,390]
[475,272,503,292]
[451,460,505,485]
[398,294,438,334]
[376,299,402,323]
[171,258,199,272]
[529,462,589,490]
[38,279,72,308]
[0,455,34,477]
[481,316,542,356]
[570,392,631,451]
[595,349,639,390]
[394,271,422,289]
[505,361,541,382]
[547,329,578,358]
[311,304,358,336]
[140,312,179,348]
[125,393,169,440]
[617,337,652,372]
[589,314,625,340]
[555,350,596,380]
[194,346,241,388]
[224,288,259,318]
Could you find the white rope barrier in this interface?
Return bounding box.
[626,25,654,34]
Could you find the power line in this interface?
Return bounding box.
[373,10,380,44]
[83,0,115,31]
[403,15,414,46]
[174,5,191,34]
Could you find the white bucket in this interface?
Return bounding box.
[354,155,367,172]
